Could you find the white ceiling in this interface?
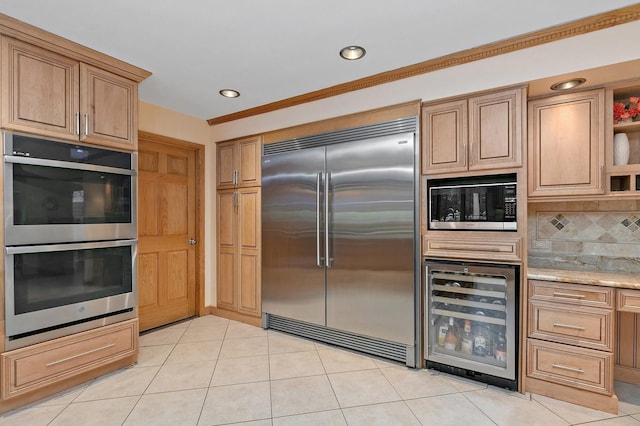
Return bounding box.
[1,1,638,121]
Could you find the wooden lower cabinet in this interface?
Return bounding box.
[216,187,261,318]
[526,280,617,413]
[616,288,640,384]
[0,319,138,411]
[527,339,613,395]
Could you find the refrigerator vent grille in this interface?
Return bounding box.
[263,116,417,155]
[266,314,408,363]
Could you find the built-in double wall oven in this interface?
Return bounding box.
[3,132,137,349]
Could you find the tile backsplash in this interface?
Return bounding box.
[528,200,640,274]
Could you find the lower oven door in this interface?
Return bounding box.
[5,239,137,340]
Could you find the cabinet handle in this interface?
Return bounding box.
[553,322,585,331]
[75,112,80,135]
[552,291,585,299]
[552,363,584,374]
[46,343,116,367]
[84,114,89,136]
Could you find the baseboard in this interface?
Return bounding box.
[207,306,262,327]
[525,376,619,414]
[615,364,640,385]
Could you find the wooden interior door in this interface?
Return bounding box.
[137,136,198,331]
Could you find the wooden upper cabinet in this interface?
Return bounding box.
[422,86,524,175]
[469,88,523,170]
[216,135,262,189]
[528,89,605,198]
[422,99,467,174]
[1,37,79,139]
[1,37,138,150]
[80,64,137,149]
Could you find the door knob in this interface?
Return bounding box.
[188,238,197,245]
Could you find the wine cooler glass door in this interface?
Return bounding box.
[426,260,517,381]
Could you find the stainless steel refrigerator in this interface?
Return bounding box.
[261,118,419,366]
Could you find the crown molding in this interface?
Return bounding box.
[208,4,640,126]
[0,12,151,82]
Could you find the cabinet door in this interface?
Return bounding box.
[80,64,137,150]
[238,187,261,316]
[217,141,236,188]
[528,89,605,197]
[217,190,237,310]
[422,99,467,174]
[1,37,79,141]
[469,87,523,170]
[237,136,262,187]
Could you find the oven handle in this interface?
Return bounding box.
[4,155,136,176]
[6,239,137,255]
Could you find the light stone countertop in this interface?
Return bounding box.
[528,267,640,290]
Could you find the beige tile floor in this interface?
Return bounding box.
[1,314,640,425]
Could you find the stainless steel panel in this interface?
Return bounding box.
[262,147,327,325]
[326,133,415,345]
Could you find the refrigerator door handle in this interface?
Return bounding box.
[316,172,322,267]
[325,171,332,268]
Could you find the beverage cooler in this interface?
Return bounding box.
[424,259,519,390]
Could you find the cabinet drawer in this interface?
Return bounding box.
[423,236,521,262]
[527,339,612,395]
[529,280,614,308]
[1,320,138,399]
[528,301,613,351]
[617,289,640,313]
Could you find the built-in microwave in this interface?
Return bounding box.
[3,132,137,245]
[428,174,517,231]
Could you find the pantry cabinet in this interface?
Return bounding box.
[216,187,261,317]
[1,36,138,151]
[528,89,605,198]
[216,136,262,189]
[422,86,524,174]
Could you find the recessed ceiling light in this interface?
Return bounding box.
[550,78,586,91]
[339,46,366,60]
[219,89,240,98]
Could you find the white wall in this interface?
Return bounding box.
[211,21,640,142]
[141,20,640,310]
[137,101,215,306]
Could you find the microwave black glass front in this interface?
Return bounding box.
[428,174,517,231]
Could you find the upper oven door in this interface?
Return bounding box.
[3,133,137,245]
